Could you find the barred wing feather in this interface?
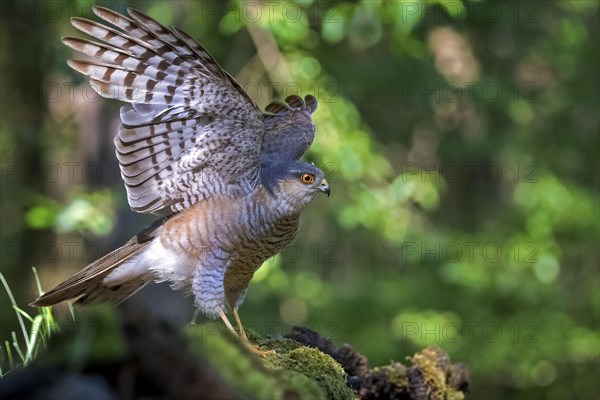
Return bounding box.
[262,94,318,164]
[65,6,264,215]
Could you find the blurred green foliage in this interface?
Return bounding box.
[1,0,598,398]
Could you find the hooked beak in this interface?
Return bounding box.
[319,179,330,197]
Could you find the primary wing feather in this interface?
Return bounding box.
[261,95,318,164]
[66,6,264,215]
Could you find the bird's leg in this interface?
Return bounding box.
[232,307,275,358]
[218,311,238,337]
[232,307,249,341]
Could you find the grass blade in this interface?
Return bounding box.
[10,332,25,363]
[25,315,44,364]
[0,273,30,350]
[68,302,76,321]
[32,267,43,296]
[12,306,35,324]
[0,268,62,377]
[4,341,14,369]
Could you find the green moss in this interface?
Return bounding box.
[27,307,465,400]
[248,329,303,353]
[446,388,466,400]
[186,324,325,399]
[409,347,448,400]
[248,329,354,398]
[276,370,326,399]
[268,347,355,400]
[378,362,409,391]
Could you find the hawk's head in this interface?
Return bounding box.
[261,161,330,213]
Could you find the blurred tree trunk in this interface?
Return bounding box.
[0,0,51,296]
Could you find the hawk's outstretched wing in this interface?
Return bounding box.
[261,95,318,164]
[65,6,264,215]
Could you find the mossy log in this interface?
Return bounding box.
[0,304,469,399]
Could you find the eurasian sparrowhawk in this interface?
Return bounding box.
[31,6,330,351]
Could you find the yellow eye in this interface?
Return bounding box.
[301,173,314,184]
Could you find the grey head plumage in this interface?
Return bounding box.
[261,160,324,191]
[261,160,329,212]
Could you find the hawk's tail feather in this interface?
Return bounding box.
[75,279,150,306]
[31,218,168,307]
[30,240,148,307]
